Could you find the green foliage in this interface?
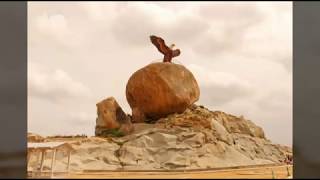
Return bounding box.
[100,128,125,137]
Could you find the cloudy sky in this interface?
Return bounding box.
[28,2,292,146]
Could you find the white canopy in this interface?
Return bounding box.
[28,142,74,151]
[28,141,74,176]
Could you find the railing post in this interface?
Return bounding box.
[51,149,57,177]
[67,150,71,173]
[39,149,46,175]
[27,150,32,170]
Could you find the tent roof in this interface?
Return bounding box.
[28,142,74,151]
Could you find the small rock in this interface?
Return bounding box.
[95,97,134,137]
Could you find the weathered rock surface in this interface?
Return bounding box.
[28,105,292,171]
[27,133,45,143]
[95,97,134,137]
[126,62,200,122]
[211,111,265,139]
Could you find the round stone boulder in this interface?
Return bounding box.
[126,62,200,122]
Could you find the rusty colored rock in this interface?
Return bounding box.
[126,62,200,123]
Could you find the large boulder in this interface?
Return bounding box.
[126,62,200,122]
[95,97,134,137]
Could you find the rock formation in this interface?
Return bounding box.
[28,105,292,171]
[27,133,44,143]
[126,62,200,122]
[95,97,134,137]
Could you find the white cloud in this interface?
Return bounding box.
[239,2,292,72]
[28,63,92,103]
[110,2,210,48]
[189,2,264,56]
[187,64,254,106]
[189,2,292,74]
[78,2,124,21]
[68,111,94,127]
[34,12,87,48]
[36,13,67,33]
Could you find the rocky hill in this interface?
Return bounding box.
[28,104,292,171]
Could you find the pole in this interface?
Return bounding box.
[51,149,57,177]
[34,150,41,176]
[36,150,40,169]
[67,150,71,173]
[39,149,46,174]
[27,150,32,171]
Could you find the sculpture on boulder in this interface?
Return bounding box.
[150,35,181,63]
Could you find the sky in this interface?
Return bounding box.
[28,2,292,146]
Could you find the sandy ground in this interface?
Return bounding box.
[28,165,292,179]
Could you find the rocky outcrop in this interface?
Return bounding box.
[126,62,200,123]
[211,111,265,139]
[95,97,134,137]
[112,105,290,170]
[30,105,291,171]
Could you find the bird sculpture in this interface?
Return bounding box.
[150,35,181,63]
